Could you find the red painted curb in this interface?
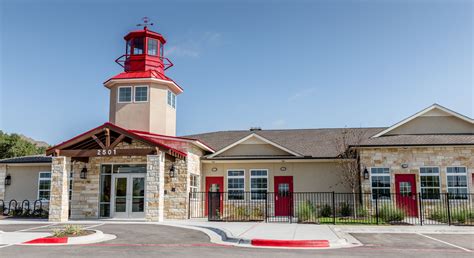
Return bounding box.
[251,239,330,248]
[24,237,68,244]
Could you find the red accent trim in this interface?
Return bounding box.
[24,237,68,244]
[103,70,184,93]
[251,239,329,248]
[46,122,187,158]
[130,130,216,152]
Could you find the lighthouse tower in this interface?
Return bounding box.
[104,20,182,136]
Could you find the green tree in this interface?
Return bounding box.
[0,131,47,159]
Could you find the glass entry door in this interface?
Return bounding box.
[111,173,145,218]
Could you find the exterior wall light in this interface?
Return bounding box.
[363,168,369,180]
[280,166,287,171]
[80,167,88,179]
[4,174,11,186]
[211,167,218,172]
[169,164,176,178]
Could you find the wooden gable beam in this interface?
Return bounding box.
[109,134,126,149]
[92,135,106,149]
[105,128,111,148]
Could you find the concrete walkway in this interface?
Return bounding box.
[163,220,361,248]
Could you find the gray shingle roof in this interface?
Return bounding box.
[185,128,384,158]
[185,128,474,158]
[0,155,52,164]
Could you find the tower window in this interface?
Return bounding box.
[134,86,148,102]
[148,39,158,56]
[167,90,176,109]
[118,86,132,103]
[133,37,144,55]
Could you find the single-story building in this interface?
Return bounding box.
[1,25,472,222]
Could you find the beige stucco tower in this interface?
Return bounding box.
[104,27,183,136]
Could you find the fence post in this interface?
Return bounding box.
[446,193,451,226]
[375,194,379,225]
[265,192,268,223]
[418,192,423,226]
[332,192,336,225]
[188,192,191,219]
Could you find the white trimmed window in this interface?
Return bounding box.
[167,90,176,109]
[371,168,390,200]
[134,86,148,102]
[447,167,468,199]
[38,172,51,201]
[190,174,199,199]
[227,170,245,200]
[420,167,440,199]
[118,86,132,103]
[250,169,267,200]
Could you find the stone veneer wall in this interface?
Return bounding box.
[0,164,6,200]
[49,157,70,222]
[360,146,474,194]
[163,145,203,219]
[70,140,149,219]
[145,154,164,221]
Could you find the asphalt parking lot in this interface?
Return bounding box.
[0,223,472,258]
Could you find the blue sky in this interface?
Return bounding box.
[0,0,472,145]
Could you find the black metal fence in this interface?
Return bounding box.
[189,192,474,226]
[0,199,49,218]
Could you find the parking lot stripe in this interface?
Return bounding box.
[0,244,14,249]
[83,223,105,229]
[417,233,472,253]
[17,224,56,232]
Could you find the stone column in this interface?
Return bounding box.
[49,156,70,222]
[145,154,164,222]
[0,164,6,200]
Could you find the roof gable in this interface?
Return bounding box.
[46,122,187,159]
[208,133,302,158]
[373,104,474,137]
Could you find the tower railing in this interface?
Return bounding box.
[114,54,174,71]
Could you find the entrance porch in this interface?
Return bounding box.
[45,123,189,222]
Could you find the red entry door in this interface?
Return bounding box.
[274,176,293,216]
[395,174,418,217]
[205,177,224,217]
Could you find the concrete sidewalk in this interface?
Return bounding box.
[332,225,474,234]
[163,220,361,248]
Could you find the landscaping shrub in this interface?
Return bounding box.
[319,204,332,217]
[356,207,368,217]
[339,202,352,217]
[378,205,405,222]
[53,225,84,237]
[451,210,474,224]
[429,210,448,223]
[297,201,316,222]
[250,207,264,220]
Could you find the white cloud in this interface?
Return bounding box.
[166,31,221,58]
[288,88,316,102]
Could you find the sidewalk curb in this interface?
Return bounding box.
[21,230,116,246]
[161,222,357,249]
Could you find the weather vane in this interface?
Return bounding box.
[137,17,154,29]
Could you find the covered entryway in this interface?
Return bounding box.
[395,174,418,217]
[45,122,187,222]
